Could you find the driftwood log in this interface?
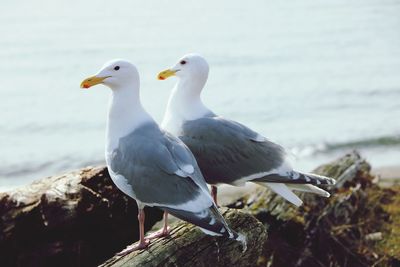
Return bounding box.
[227,151,400,266]
[0,167,163,267]
[101,209,266,267]
[1,151,399,267]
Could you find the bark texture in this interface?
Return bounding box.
[227,151,400,267]
[0,167,163,267]
[100,209,266,267]
[1,152,399,267]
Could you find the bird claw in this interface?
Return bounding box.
[146,226,171,240]
[116,239,150,256]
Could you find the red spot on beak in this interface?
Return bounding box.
[83,84,90,89]
[159,76,165,80]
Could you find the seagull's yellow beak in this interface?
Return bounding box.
[80,75,110,89]
[157,69,177,80]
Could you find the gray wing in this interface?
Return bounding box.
[180,117,334,186]
[180,117,288,185]
[109,123,241,237]
[163,131,210,193]
[109,123,212,213]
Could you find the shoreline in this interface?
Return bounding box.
[372,165,400,180]
[372,165,400,187]
[1,164,399,194]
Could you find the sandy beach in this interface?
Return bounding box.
[373,165,400,187]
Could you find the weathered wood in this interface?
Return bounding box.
[2,151,399,267]
[0,166,163,267]
[101,209,266,267]
[227,151,399,267]
[228,151,371,222]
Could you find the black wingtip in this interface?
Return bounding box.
[328,177,336,185]
[300,172,336,185]
[162,205,234,237]
[235,233,248,252]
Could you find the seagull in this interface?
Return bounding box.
[80,59,244,255]
[158,54,335,207]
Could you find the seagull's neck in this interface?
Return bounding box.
[106,85,153,152]
[162,78,212,133]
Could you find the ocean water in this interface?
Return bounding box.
[0,0,399,191]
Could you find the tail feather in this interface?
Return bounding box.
[298,171,336,185]
[257,182,303,207]
[287,184,330,197]
[256,171,336,186]
[256,174,333,206]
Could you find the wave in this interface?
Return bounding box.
[0,157,105,180]
[292,134,400,156]
[326,135,400,150]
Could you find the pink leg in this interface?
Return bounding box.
[211,185,218,206]
[117,208,149,256]
[146,211,170,239]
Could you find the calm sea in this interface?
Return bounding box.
[1,0,399,191]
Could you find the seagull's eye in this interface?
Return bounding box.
[114,66,120,71]
[180,60,187,65]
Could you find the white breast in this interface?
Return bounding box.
[161,111,184,136]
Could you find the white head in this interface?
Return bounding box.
[158,53,209,90]
[81,59,153,148]
[158,54,214,127]
[81,59,139,91]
